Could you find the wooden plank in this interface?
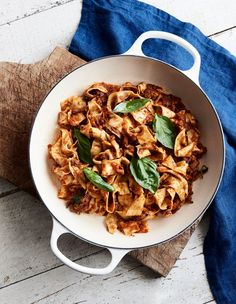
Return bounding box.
[130,218,200,276]
[0,191,102,289]
[0,0,81,26]
[0,212,214,304]
[0,1,82,63]
[0,0,235,63]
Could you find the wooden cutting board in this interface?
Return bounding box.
[0,47,200,276]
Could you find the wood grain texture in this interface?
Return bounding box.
[0,190,101,288]
[0,0,81,26]
[0,47,85,191]
[0,47,203,276]
[130,219,200,276]
[0,0,82,63]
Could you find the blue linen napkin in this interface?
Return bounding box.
[69,0,236,302]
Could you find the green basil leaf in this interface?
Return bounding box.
[113,98,150,113]
[83,168,114,192]
[72,193,84,204]
[73,128,92,164]
[130,157,160,194]
[152,114,176,149]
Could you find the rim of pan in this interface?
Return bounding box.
[29,54,225,250]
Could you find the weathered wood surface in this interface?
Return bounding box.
[0,46,199,276]
[130,219,200,275]
[0,191,101,289]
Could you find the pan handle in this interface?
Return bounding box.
[50,217,130,275]
[124,31,201,85]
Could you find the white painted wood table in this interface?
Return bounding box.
[0,1,235,303]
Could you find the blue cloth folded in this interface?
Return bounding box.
[69,0,236,302]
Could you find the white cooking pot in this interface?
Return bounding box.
[29,31,225,275]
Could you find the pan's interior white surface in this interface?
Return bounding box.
[30,56,224,249]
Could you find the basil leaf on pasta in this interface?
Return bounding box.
[73,128,92,164]
[152,114,176,149]
[130,157,160,194]
[72,193,84,204]
[113,98,150,113]
[83,168,114,192]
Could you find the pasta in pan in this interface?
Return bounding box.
[48,82,207,236]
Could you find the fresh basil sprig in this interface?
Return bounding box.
[73,128,92,164]
[83,168,114,192]
[113,98,150,113]
[152,114,176,149]
[130,157,160,194]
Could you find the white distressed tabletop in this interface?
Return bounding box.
[0,1,235,303]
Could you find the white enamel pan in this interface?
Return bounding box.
[29,31,225,275]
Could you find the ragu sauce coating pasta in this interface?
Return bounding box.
[48,82,207,236]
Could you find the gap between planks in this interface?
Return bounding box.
[208,25,236,37]
[0,248,104,291]
[0,0,82,27]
